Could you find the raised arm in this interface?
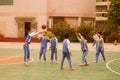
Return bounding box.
[76,36,82,42]
[29,30,46,37]
[76,33,83,42]
[78,33,85,40]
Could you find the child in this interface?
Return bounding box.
[60,34,75,71]
[39,31,49,62]
[76,33,88,66]
[49,33,58,63]
[92,32,98,48]
[93,32,106,63]
[23,31,43,65]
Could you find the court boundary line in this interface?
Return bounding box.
[0,54,23,61]
[106,58,120,75]
[0,59,34,65]
[0,54,34,65]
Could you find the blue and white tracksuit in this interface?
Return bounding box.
[50,37,58,62]
[77,35,88,65]
[23,31,41,62]
[23,35,32,62]
[39,36,48,61]
[60,39,72,68]
[95,37,106,62]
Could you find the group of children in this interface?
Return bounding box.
[23,30,58,65]
[39,31,58,63]
[92,32,106,63]
[23,30,106,71]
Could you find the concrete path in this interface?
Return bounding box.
[0,42,119,52]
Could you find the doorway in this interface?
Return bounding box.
[15,17,36,38]
[25,22,31,37]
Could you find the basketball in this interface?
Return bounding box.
[41,25,46,29]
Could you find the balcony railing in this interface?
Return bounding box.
[96,9,107,12]
[96,2,108,6]
[96,17,108,21]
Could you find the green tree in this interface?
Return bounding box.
[108,0,120,31]
[106,0,120,42]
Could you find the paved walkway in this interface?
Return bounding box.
[0,42,120,52]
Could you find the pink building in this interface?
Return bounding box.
[0,0,95,38]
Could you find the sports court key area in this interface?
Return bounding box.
[0,42,120,80]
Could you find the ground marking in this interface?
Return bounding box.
[0,59,34,65]
[106,58,120,75]
[0,54,23,61]
[0,54,34,65]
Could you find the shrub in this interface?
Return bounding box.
[104,25,120,43]
[108,32,120,42]
[47,31,52,38]
[50,22,94,42]
[51,22,77,42]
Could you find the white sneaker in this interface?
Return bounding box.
[24,62,30,66]
[79,64,85,66]
[43,60,47,63]
[28,59,33,63]
[50,60,53,63]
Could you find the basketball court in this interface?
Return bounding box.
[0,42,120,80]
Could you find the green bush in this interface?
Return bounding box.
[47,31,52,38]
[108,32,120,42]
[69,28,78,42]
[50,22,94,42]
[51,22,77,42]
[104,25,120,43]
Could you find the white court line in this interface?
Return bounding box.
[0,58,34,65]
[106,58,120,75]
[0,54,23,61]
[0,54,34,65]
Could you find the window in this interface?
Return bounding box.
[96,0,107,2]
[81,18,94,26]
[53,17,65,24]
[96,6,107,12]
[0,0,13,5]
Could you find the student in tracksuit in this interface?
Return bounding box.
[92,32,98,48]
[49,33,58,63]
[94,32,106,63]
[24,31,43,65]
[76,33,88,66]
[39,31,49,62]
[60,34,75,71]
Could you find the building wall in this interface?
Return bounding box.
[64,17,78,28]
[0,0,47,16]
[48,0,95,27]
[48,0,95,17]
[0,0,95,38]
[0,0,47,37]
[0,16,17,37]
